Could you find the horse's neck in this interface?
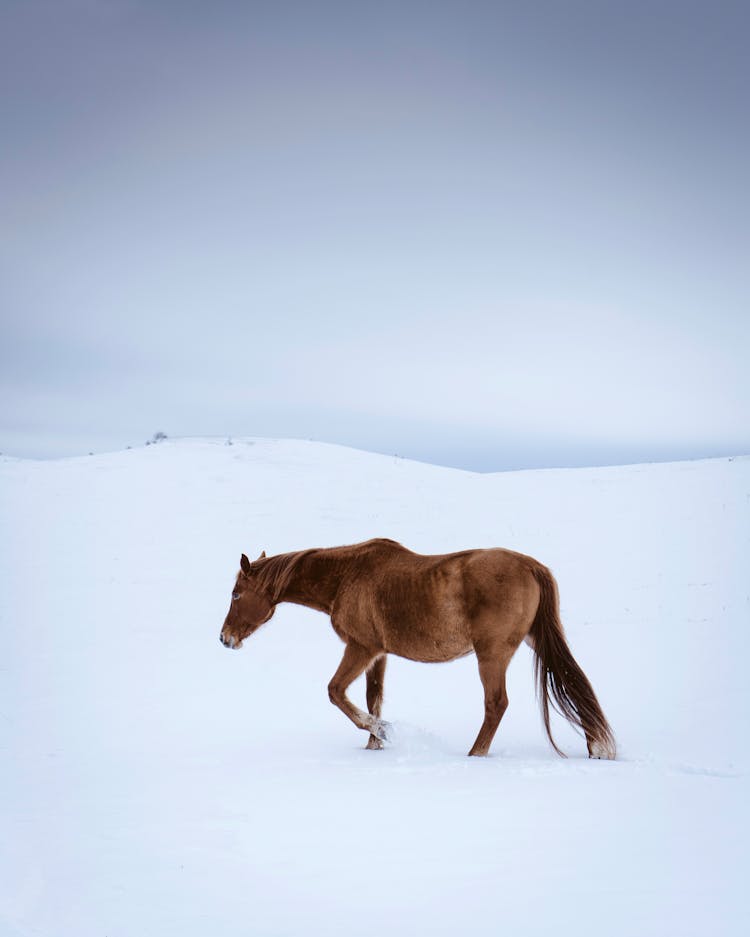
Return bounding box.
[273,548,345,614]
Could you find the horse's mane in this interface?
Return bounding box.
[252,549,316,603]
[248,540,408,605]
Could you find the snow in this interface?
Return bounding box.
[1,437,748,936]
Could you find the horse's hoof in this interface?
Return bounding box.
[374,720,391,742]
[365,735,384,750]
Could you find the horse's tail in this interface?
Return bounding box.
[528,565,616,759]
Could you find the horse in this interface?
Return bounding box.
[219,538,616,758]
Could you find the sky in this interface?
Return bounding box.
[1,0,748,471]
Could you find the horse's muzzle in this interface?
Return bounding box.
[219,634,242,650]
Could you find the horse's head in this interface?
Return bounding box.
[220,551,275,650]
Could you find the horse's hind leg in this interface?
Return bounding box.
[328,641,391,743]
[365,655,387,750]
[468,654,510,757]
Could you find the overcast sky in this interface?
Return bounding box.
[1,0,748,470]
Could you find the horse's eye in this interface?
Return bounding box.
[232,592,240,601]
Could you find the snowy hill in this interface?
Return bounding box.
[1,438,748,936]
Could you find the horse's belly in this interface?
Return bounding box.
[383,621,474,663]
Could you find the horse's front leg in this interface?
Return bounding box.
[328,642,391,743]
[365,655,387,750]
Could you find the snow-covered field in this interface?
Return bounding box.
[1,438,748,936]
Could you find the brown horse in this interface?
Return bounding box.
[219,538,615,758]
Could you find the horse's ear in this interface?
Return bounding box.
[257,550,266,560]
[240,553,251,574]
